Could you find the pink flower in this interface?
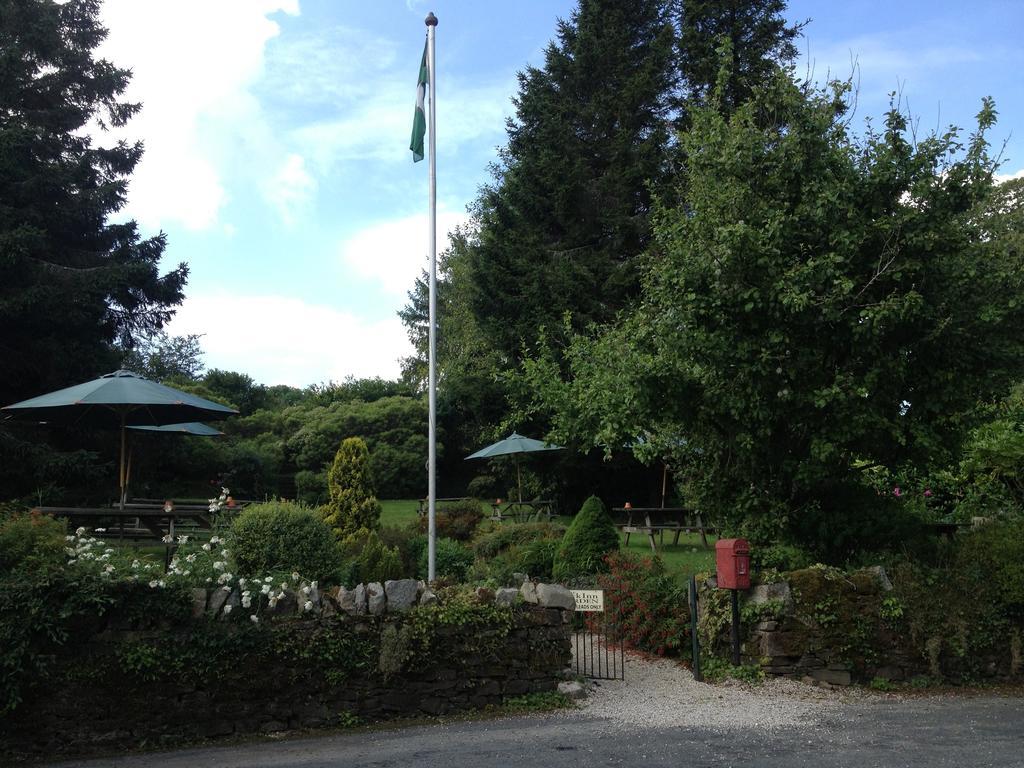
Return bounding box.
[893,486,902,497]
[924,489,933,497]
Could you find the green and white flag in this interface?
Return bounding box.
[410,40,428,162]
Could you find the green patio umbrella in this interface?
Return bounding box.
[2,370,237,506]
[125,422,225,491]
[465,432,563,502]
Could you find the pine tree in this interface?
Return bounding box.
[0,0,187,407]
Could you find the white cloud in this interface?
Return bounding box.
[340,210,468,297]
[996,168,1024,183]
[263,154,317,225]
[167,293,411,387]
[97,0,299,230]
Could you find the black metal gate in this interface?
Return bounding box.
[571,614,625,680]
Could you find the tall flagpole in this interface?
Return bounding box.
[426,11,438,583]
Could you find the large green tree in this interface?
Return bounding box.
[400,1,803,501]
[521,71,1024,558]
[0,0,187,501]
[0,0,187,405]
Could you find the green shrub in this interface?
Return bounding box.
[340,528,405,585]
[378,525,427,576]
[471,521,565,559]
[513,539,559,580]
[752,543,814,572]
[230,500,344,583]
[552,495,619,582]
[0,512,66,574]
[418,499,483,541]
[597,552,690,656]
[419,537,474,582]
[322,437,382,537]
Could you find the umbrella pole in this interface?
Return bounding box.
[661,463,668,509]
[119,412,127,512]
[516,457,522,504]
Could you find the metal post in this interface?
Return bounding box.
[689,574,702,682]
[730,588,741,666]
[425,10,438,583]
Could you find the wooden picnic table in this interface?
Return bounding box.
[34,503,214,540]
[611,506,717,553]
[489,499,556,524]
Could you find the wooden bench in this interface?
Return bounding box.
[611,506,717,553]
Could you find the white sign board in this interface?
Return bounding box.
[571,589,605,612]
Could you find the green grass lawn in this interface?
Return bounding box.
[380,498,422,528]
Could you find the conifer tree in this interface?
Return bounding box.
[323,437,382,537]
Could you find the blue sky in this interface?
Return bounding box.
[95,0,1024,387]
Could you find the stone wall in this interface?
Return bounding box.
[1,580,574,760]
[700,566,1020,687]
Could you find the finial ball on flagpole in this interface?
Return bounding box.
[425,12,438,26]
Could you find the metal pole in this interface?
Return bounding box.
[425,11,438,583]
[689,574,702,682]
[730,588,741,666]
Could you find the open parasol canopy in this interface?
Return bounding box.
[2,370,237,506]
[465,432,563,502]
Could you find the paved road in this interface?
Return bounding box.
[45,695,1024,768]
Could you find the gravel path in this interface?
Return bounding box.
[569,643,852,732]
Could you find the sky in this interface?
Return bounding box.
[94,0,1024,388]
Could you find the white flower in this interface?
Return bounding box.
[104,565,115,574]
[310,580,318,590]
[65,535,75,542]
[280,582,288,591]
[202,544,211,552]
[186,553,197,563]
[95,528,106,533]
[67,559,77,565]
[242,596,252,609]
[161,534,174,544]
[223,604,233,614]
[65,547,76,556]
[261,584,271,595]
[158,580,165,587]
[213,561,226,571]
[220,549,230,558]
[238,577,247,588]
[217,572,233,584]
[250,615,259,624]
[210,536,221,545]
[104,547,114,553]
[177,535,190,544]
[222,585,231,593]
[131,559,141,569]
[208,503,219,513]
[263,576,273,583]
[206,577,213,583]
[291,571,299,582]
[268,597,278,609]
[75,527,86,536]
[183,570,191,576]
[301,586,311,596]
[149,580,159,588]
[303,600,313,612]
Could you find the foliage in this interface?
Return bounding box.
[287,396,429,499]
[419,538,475,583]
[230,500,344,583]
[751,543,814,572]
[294,468,329,507]
[323,438,382,537]
[121,331,204,382]
[339,528,405,586]
[552,496,620,581]
[597,552,690,656]
[521,67,1024,558]
[471,521,567,559]
[0,512,66,574]
[418,499,483,541]
[501,691,573,713]
[701,656,765,684]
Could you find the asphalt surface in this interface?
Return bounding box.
[43,694,1024,768]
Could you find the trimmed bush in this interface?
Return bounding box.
[472,521,566,559]
[339,528,404,585]
[552,495,619,582]
[322,437,382,537]
[230,501,343,583]
[419,537,474,583]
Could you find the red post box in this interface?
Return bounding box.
[715,538,751,590]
